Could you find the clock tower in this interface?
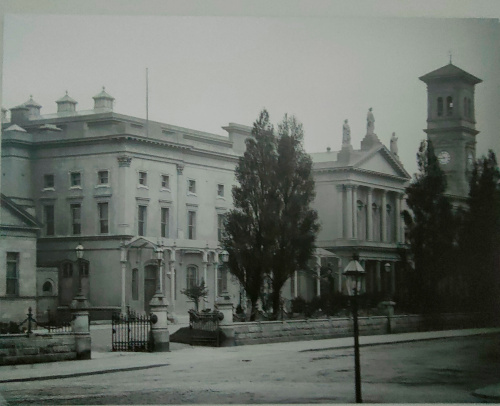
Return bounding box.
[419,63,482,203]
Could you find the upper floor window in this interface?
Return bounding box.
[70,203,81,235]
[437,97,443,117]
[217,184,225,197]
[98,202,109,234]
[188,179,196,194]
[44,174,54,189]
[188,210,196,240]
[446,96,453,116]
[161,175,170,189]
[6,252,19,296]
[45,205,55,236]
[98,170,109,185]
[80,261,89,277]
[70,172,81,187]
[138,205,147,236]
[161,207,169,238]
[138,171,148,186]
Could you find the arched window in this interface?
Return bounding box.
[186,265,199,289]
[62,262,73,278]
[79,260,89,277]
[446,96,453,116]
[42,280,53,294]
[437,97,443,116]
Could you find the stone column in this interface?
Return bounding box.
[376,261,381,293]
[396,194,402,243]
[294,270,298,298]
[337,185,345,238]
[337,258,343,293]
[214,262,219,299]
[120,244,127,314]
[149,295,170,352]
[176,164,185,239]
[381,190,387,242]
[345,185,353,239]
[202,250,208,310]
[352,186,358,239]
[399,194,405,243]
[367,188,373,241]
[117,155,133,235]
[70,296,91,360]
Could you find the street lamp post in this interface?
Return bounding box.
[71,243,89,309]
[155,245,163,295]
[343,254,366,404]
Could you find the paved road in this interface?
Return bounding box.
[1,333,499,404]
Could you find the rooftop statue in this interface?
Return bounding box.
[367,107,375,135]
[390,132,399,156]
[342,119,351,145]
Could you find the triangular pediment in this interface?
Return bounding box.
[354,147,410,179]
[1,194,41,230]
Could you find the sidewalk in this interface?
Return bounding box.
[1,327,499,399]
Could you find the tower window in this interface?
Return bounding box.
[446,96,453,116]
[437,97,443,117]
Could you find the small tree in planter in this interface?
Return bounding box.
[181,280,208,312]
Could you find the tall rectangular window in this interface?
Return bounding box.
[138,171,147,186]
[138,205,147,236]
[161,175,170,189]
[44,174,54,189]
[132,268,139,300]
[45,205,55,236]
[217,213,226,242]
[6,252,19,296]
[188,179,196,194]
[217,267,228,294]
[186,266,198,290]
[161,207,169,238]
[70,172,81,187]
[217,184,224,197]
[98,170,109,185]
[98,202,109,234]
[71,204,81,235]
[188,211,196,240]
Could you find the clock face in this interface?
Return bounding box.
[438,150,451,165]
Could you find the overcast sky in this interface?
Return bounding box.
[1,2,499,177]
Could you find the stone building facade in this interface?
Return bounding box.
[1,62,480,321]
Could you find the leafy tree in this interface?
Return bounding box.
[223,110,320,320]
[181,280,208,312]
[269,114,319,317]
[458,150,500,320]
[403,140,458,313]
[223,110,277,320]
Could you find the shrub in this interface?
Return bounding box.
[291,296,306,313]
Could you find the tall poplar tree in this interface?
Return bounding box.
[224,109,319,320]
[404,140,457,313]
[223,110,277,320]
[269,114,319,317]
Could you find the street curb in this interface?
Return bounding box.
[0,363,169,384]
[299,330,500,352]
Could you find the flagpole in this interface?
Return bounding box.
[146,67,149,138]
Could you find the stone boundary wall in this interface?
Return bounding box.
[0,332,78,365]
[223,313,485,346]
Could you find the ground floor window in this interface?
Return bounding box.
[6,252,19,296]
[186,265,198,289]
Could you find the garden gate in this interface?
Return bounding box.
[111,307,153,352]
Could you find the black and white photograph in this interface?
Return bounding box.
[1,0,500,404]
